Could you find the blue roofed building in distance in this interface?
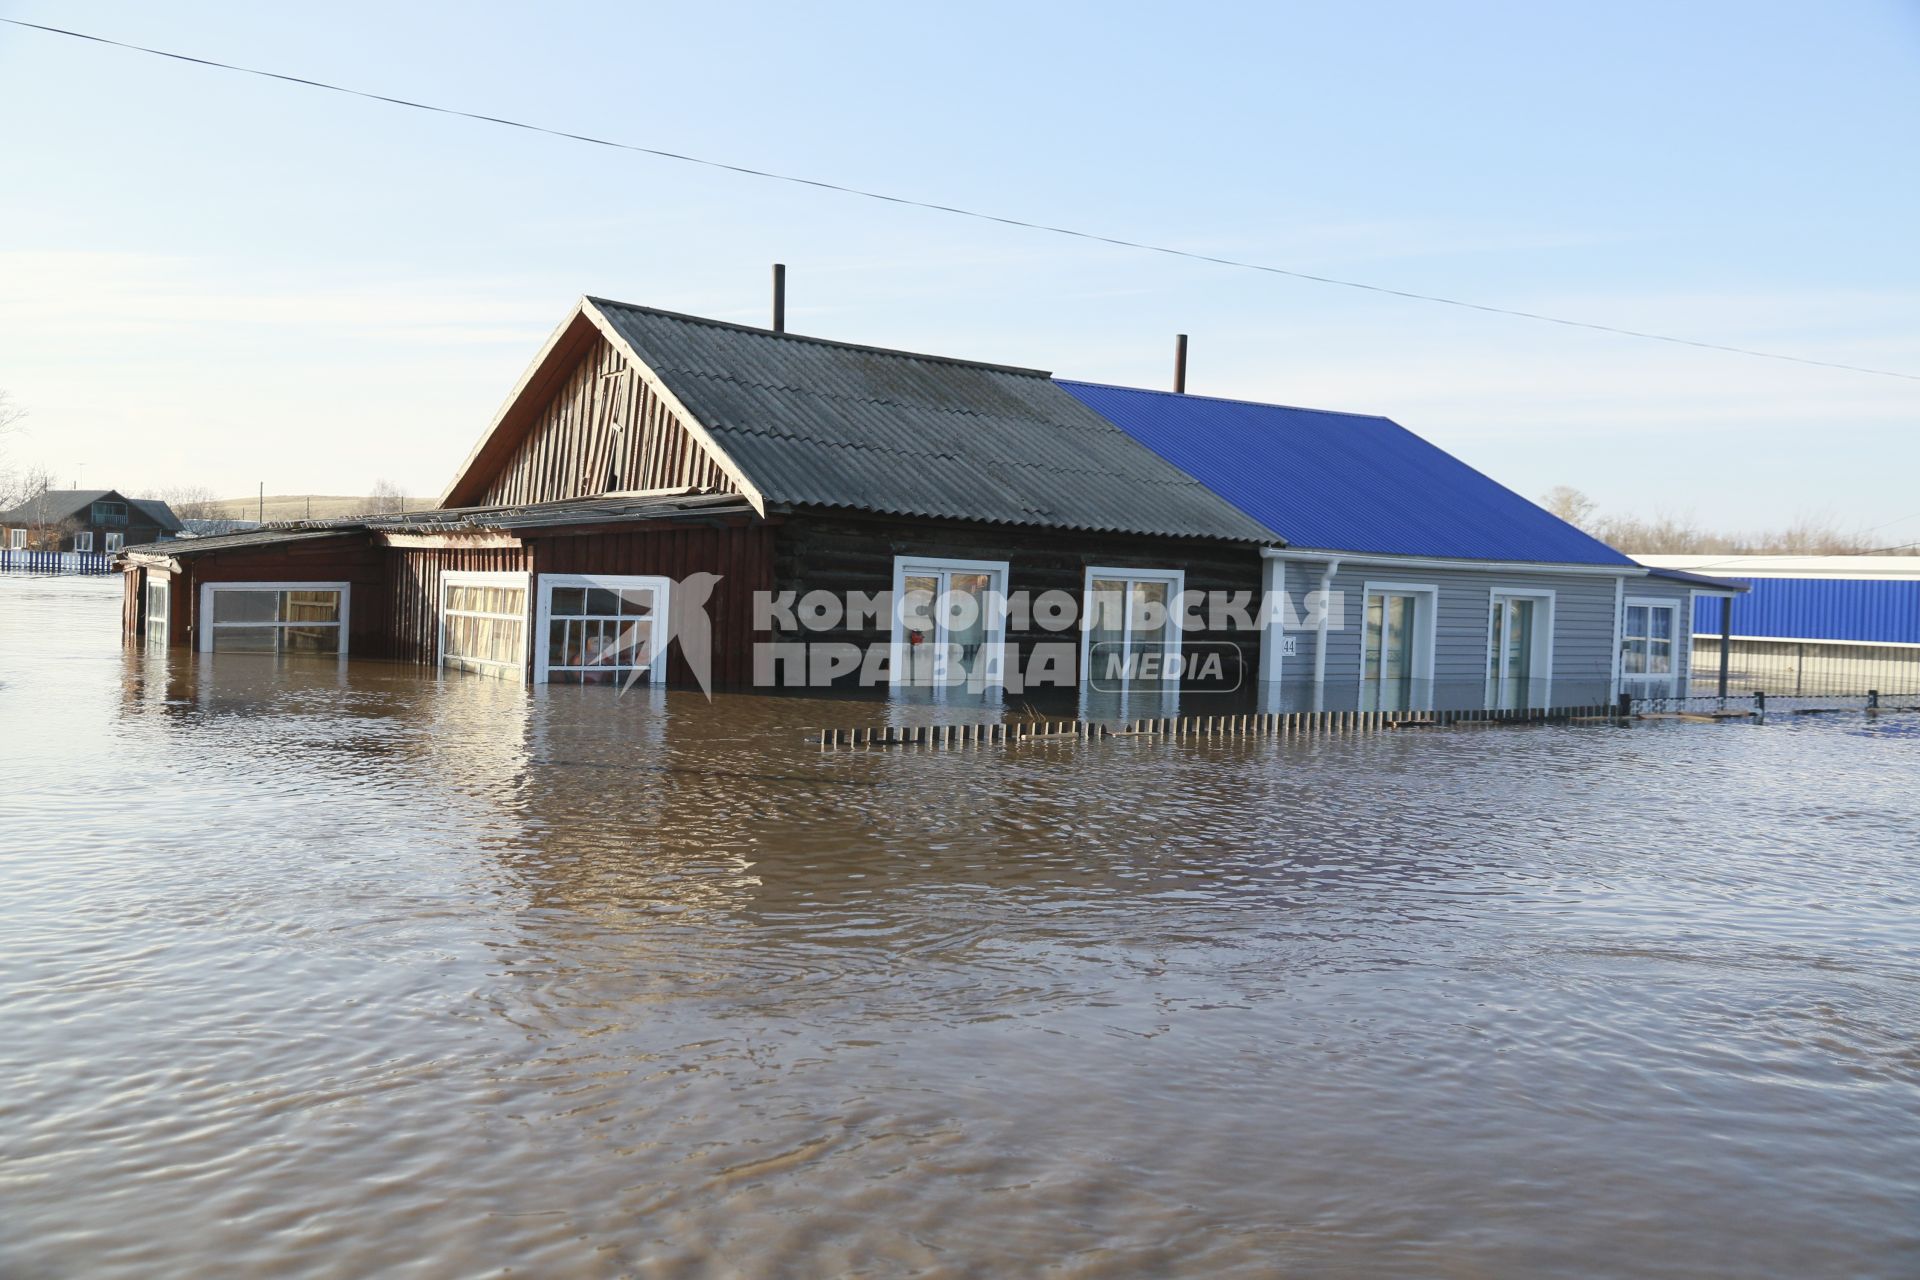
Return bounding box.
[1060,380,1739,712]
[1634,555,1920,698]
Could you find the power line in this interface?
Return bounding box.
[7,16,1920,384]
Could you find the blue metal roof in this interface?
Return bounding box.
[1057,381,1636,566]
[1690,577,1920,644]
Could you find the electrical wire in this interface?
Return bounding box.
[6,16,1920,384]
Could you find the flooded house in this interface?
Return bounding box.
[120,297,1277,702]
[120,292,1717,713]
[4,489,180,555]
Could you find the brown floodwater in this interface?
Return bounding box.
[1,575,1916,1278]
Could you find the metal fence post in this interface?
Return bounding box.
[1717,596,1732,702]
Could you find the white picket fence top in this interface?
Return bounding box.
[0,550,116,575]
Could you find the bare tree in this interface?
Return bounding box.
[1539,485,1598,530]
[0,390,29,511]
[140,482,223,522]
[1542,484,1875,554]
[4,466,62,547]
[364,478,409,516]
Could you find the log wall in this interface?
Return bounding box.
[530,520,776,688]
[772,514,1266,689]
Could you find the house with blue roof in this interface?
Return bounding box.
[1060,381,1737,712]
[117,287,1736,714]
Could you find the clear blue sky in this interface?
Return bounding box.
[2,1,1915,535]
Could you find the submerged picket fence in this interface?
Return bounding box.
[813,704,1636,750]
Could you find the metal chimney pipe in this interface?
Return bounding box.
[772,263,786,333]
[1174,334,1188,393]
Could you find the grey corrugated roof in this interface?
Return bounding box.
[122,527,360,559]
[588,299,1280,544]
[129,498,185,532]
[0,489,111,523]
[125,492,754,559]
[367,491,753,533]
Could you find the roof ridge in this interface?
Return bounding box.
[711,428,1220,480]
[588,296,1054,379]
[665,366,1119,428]
[1055,378,1396,424]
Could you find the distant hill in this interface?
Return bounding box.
[207,494,417,521]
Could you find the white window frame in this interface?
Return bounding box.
[8,528,23,550]
[1080,565,1186,689]
[888,555,1012,693]
[197,581,351,657]
[73,531,94,553]
[1485,587,1556,710]
[1359,581,1439,711]
[439,570,531,680]
[145,574,170,650]
[534,573,672,687]
[1621,597,1681,697]
[105,532,124,553]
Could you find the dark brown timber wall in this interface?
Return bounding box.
[772,513,1266,689]
[529,520,776,688]
[121,566,141,635]
[152,535,390,653]
[123,563,187,644]
[386,544,535,666]
[478,335,739,507]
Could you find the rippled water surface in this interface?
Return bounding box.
[2,576,1917,1278]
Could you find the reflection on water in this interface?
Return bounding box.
[3,576,1918,1278]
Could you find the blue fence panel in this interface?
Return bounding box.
[0,550,116,575]
[1692,578,1920,644]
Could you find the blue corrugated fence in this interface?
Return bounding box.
[1692,578,1920,645]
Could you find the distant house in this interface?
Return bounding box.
[119,294,1721,713]
[1,489,181,555]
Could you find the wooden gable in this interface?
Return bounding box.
[441,304,752,510]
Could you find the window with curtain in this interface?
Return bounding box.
[440,573,529,678]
